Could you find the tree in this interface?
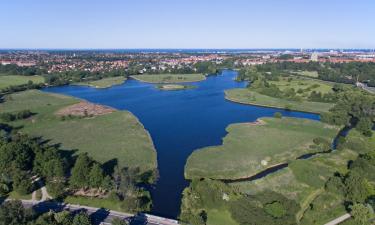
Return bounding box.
[345,172,373,203]
[72,212,91,225]
[273,112,282,119]
[350,203,374,225]
[70,153,92,189]
[88,163,105,188]
[356,118,373,137]
[0,200,30,225]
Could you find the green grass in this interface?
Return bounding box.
[230,149,357,224]
[64,196,125,212]
[207,209,239,225]
[343,129,375,154]
[0,75,44,90]
[300,192,347,225]
[185,117,339,179]
[8,191,32,200]
[75,76,126,88]
[225,88,333,114]
[131,74,206,83]
[269,76,333,95]
[0,90,157,172]
[291,71,319,78]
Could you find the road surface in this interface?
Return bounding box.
[324,213,351,225]
[18,199,179,225]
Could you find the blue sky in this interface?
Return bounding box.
[1,0,374,49]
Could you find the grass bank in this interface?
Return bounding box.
[74,76,126,88]
[225,89,333,114]
[185,117,339,180]
[0,90,157,172]
[0,75,45,90]
[131,74,205,83]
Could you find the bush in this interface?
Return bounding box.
[273,112,282,119]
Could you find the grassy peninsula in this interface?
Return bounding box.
[131,73,206,83]
[225,89,333,113]
[75,76,126,88]
[0,90,157,172]
[185,117,339,180]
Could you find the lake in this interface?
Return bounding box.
[43,70,319,218]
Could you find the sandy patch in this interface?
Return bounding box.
[56,101,116,117]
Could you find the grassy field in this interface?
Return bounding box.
[0,90,157,172]
[225,89,333,114]
[291,71,319,78]
[269,76,333,95]
[343,129,375,154]
[75,76,126,88]
[230,148,357,224]
[185,117,339,180]
[131,74,205,83]
[207,209,239,225]
[0,75,45,90]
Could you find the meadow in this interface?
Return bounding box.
[74,76,126,88]
[225,89,333,114]
[0,90,157,172]
[185,117,339,180]
[131,73,205,83]
[268,76,333,95]
[230,148,357,225]
[0,75,45,90]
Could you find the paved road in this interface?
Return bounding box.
[324,213,351,225]
[19,199,179,225]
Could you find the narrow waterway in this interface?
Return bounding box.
[43,70,319,218]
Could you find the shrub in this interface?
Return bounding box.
[273,112,282,119]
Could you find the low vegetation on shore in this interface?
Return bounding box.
[155,84,196,91]
[225,89,333,113]
[131,73,206,83]
[74,76,126,88]
[185,117,339,180]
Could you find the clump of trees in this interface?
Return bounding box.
[0,124,154,214]
[180,179,300,225]
[321,90,375,136]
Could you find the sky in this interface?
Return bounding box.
[1,0,374,49]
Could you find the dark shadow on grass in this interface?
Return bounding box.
[31,200,66,215]
[102,158,118,176]
[129,213,148,225]
[90,208,110,225]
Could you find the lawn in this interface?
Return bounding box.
[343,129,375,154]
[207,209,239,225]
[0,75,45,90]
[185,117,339,180]
[131,73,205,83]
[75,76,126,88]
[268,76,333,95]
[0,90,157,172]
[225,88,333,114]
[291,70,319,78]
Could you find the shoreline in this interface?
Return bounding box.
[224,92,322,115]
[130,74,206,84]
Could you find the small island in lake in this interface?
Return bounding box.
[156,84,196,91]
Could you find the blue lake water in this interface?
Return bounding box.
[43,70,319,218]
